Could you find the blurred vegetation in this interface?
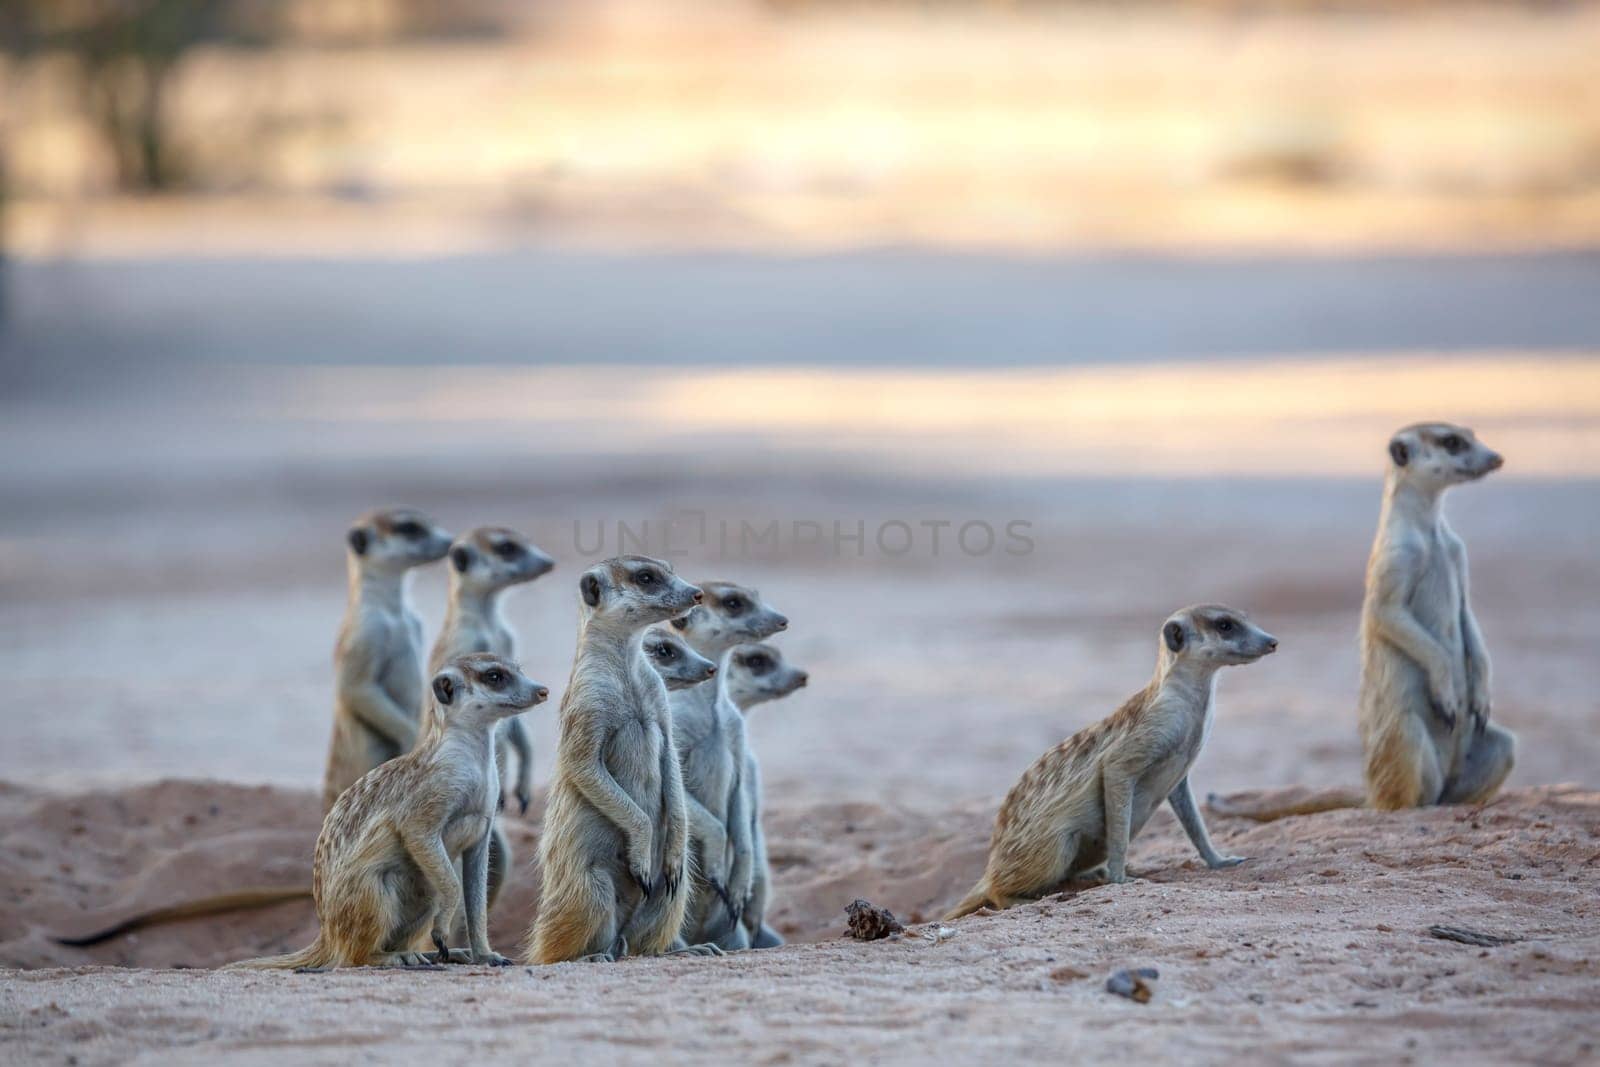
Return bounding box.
[0,0,513,192]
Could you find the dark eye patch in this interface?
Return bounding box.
[1215,618,1236,634]
[721,596,745,615]
[635,569,659,586]
[483,669,505,687]
[494,541,524,561]
[745,654,771,673]
[393,520,425,539]
[1440,434,1467,455]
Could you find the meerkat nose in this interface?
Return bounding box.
[772,614,789,630]
[1485,452,1504,470]
[795,672,809,686]
[692,591,704,604]
[705,665,717,676]
[534,687,550,702]
[1264,637,1279,651]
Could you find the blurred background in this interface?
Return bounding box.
[1,0,1597,807]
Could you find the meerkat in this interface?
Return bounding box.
[323,509,452,813]
[724,642,808,950]
[230,654,548,970]
[428,526,554,915]
[947,605,1276,920]
[1360,422,1514,810]
[668,582,789,950]
[644,627,720,692]
[525,556,721,964]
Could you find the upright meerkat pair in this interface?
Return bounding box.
[667,582,789,949]
[527,556,714,963]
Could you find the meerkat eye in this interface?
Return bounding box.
[483,669,505,687]
[1440,434,1465,455]
[494,541,523,561]
[746,654,770,672]
[1216,619,1235,634]
[657,645,676,660]
[636,570,657,587]
[722,597,744,615]
[393,520,425,539]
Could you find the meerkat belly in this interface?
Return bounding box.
[682,737,733,817]
[442,811,493,856]
[1409,551,1466,659]
[604,718,664,816]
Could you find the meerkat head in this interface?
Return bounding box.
[346,509,451,573]
[1162,605,1277,668]
[577,555,702,630]
[669,580,788,656]
[1387,422,1503,493]
[643,627,719,691]
[448,527,554,595]
[429,652,549,729]
[725,643,809,710]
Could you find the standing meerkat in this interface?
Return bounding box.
[428,526,554,914]
[668,582,789,950]
[525,556,717,964]
[724,642,808,950]
[324,508,451,812]
[947,605,1276,919]
[1360,422,1513,809]
[230,654,549,970]
[643,627,720,692]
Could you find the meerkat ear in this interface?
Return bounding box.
[432,671,458,707]
[1388,438,1409,467]
[1163,620,1186,653]
[580,570,605,608]
[347,527,370,556]
[450,545,473,572]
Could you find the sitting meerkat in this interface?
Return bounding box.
[526,556,718,964]
[428,526,554,916]
[1210,422,1514,823]
[324,508,452,812]
[230,654,548,970]
[947,605,1276,919]
[1360,421,1514,809]
[724,642,808,950]
[668,582,789,950]
[644,627,720,691]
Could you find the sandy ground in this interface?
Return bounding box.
[3,781,1597,1064]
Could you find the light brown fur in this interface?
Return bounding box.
[948,606,1275,920]
[231,654,547,970]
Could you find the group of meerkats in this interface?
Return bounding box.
[60,420,1515,968]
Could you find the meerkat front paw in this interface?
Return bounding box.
[471,951,513,966]
[1207,855,1248,869]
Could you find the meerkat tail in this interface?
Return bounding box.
[1204,786,1366,823]
[223,936,334,971]
[54,888,312,947]
[945,881,994,921]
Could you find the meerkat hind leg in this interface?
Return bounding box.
[752,925,783,949]
[1367,707,1446,810]
[1439,724,1515,805]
